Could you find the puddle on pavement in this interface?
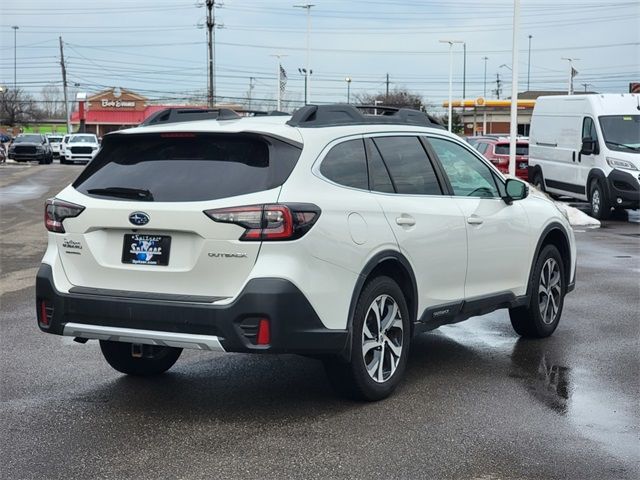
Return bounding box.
[441,321,638,462]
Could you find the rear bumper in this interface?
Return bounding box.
[35,264,349,356]
[606,169,640,208]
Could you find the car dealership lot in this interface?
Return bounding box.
[1,164,638,480]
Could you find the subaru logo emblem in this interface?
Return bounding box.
[129,212,150,226]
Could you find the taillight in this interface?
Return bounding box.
[44,198,85,233]
[204,203,320,241]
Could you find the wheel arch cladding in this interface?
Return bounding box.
[535,224,572,290]
[348,251,418,336]
[586,168,607,200]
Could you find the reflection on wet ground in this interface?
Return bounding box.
[439,317,639,464]
[510,340,571,415]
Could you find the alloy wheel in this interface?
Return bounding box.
[538,258,562,325]
[362,294,404,383]
[592,188,601,216]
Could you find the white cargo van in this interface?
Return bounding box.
[528,94,639,219]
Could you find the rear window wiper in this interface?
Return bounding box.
[86,187,154,201]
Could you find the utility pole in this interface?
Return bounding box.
[385,73,390,100]
[247,76,255,110]
[462,42,467,99]
[59,37,70,134]
[206,0,215,107]
[581,83,592,93]
[12,26,18,90]
[294,4,314,104]
[562,57,579,95]
[527,34,532,91]
[495,73,502,99]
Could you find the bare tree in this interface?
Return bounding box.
[0,88,44,126]
[40,84,65,118]
[354,88,425,109]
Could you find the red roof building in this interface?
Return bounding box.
[70,88,198,136]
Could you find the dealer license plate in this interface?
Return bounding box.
[122,234,171,266]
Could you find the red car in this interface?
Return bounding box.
[471,137,529,180]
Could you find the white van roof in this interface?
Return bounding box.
[534,93,640,116]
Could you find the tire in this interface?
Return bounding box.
[589,179,611,220]
[532,170,545,192]
[323,276,411,401]
[99,340,182,376]
[509,244,566,338]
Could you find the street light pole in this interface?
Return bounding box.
[562,57,580,95]
[508,0,521,177]
[527,34,532,91]
[345,77,351,103]
[12,26,19,90]
[462,42,466,99]
[482,56,488,134]
[439,39,463,133]
[294,4,314,104]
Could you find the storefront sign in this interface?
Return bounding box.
[101,99,136,108]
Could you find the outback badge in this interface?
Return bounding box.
[129,212,150,226]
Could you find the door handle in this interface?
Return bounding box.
[467,216,484,225]
[395,216,416,226]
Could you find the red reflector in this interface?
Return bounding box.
[39,300,50,326]
[256,318,270,345]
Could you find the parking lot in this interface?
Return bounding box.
[1,162,639,480]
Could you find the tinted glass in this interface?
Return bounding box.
[373,136,441,195]
[477,142,488,154]
[15,135,42,143]
[74,133,301,202]
[429,137,500,198]
[494,143,529,155]
[365,138,395,193]
[582,117,598,141]
[319,139,368,190]
[70,135,98,143]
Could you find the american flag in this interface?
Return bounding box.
[279,65,288,94]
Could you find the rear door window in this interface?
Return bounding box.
[74,133,301,202]
[494,143,529,155]
[365,138,395,193]
[372,136,442,195]
[319,138,368,190]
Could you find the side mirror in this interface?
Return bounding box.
[580,137,596,156]
[503,178,528,204]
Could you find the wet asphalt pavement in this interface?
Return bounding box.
[1,162,639,480]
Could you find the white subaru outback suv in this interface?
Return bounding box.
[36,105,576,401]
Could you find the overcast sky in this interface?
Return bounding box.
[1,0,638,112]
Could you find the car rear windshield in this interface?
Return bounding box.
[73,132,301,202]
[494,143,528,156]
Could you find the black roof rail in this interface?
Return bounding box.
[286,104,444,129]
[140,107,241,126]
